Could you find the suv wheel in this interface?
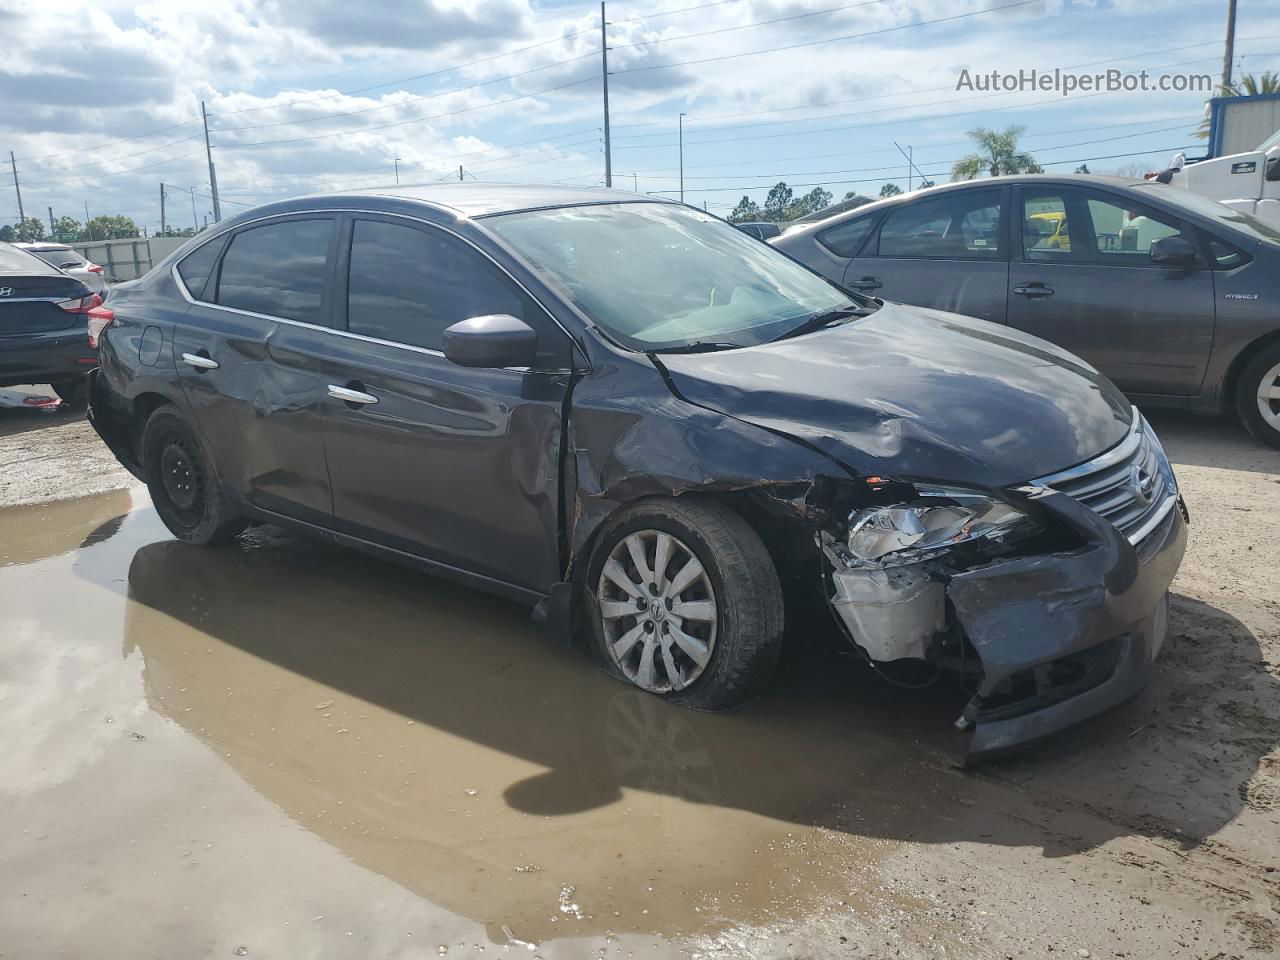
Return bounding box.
[141,406,246,545]
[1236,342,1280,450]
[584,497,784,711]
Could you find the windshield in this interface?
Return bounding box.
[1134,182,1280,245]
[485,202,863,350]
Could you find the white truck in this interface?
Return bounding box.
[1162,93,1280,228]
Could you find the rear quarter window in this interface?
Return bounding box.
[816,217,876,258]
[176,238,225,301]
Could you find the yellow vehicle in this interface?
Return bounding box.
[1026,210,1070,250]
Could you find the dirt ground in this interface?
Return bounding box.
[1,384,1278,960]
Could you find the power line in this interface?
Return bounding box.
[611,0,1042,75]
[609,0,890,51]
[223,76,597,148]
[16,118,200,163]
[213,52,597,133]
[206,0,747,123]
[608,36,1280,132]
[648,145,1195,193]
[19,150,206,188]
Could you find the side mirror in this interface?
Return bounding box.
[443,314,538,368]
[1149,235,1197,268]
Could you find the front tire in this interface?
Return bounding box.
[584,497,784,711]
[1236,343,1280,450]
[141,406,246,545]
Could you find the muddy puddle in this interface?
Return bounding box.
[5,489,1275,958]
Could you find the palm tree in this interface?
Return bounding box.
[951,126,1043,181]
[1196,72,1280,139]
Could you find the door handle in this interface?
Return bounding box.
[180,352,219,370]
[1013,283,1055,298]
[848,276,882,290]
[328,384,378,405]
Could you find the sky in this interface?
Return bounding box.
[1,0,1278,232]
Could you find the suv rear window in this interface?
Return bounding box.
[214,219,334,322]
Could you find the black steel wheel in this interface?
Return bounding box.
[141,406,246,545]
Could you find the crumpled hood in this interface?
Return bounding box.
[657,302,1133,489]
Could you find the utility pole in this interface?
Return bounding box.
[1218,0,1239,89]
[9,151,24,224]
[893,141,929,190]
[678,112,686,204]
[188,188,198,230]
[459,164,464,182]
[601,1,612,187]
[84,201,92,240]
[201,101,222,222]
[48,206,54,237]
[394,158,401,184]
[160,183,167,236]
[908,146,913,191]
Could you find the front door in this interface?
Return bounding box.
[843,185,1010,324]
[318,215,577,595]
[172,215,338,523]
[1007,184,1215,395]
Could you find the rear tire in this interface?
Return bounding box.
[583,497,784,711]
[1236,342,1280,450]
[141,406,246,546]
[51,377,87,408]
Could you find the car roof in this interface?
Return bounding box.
[778,174,1153,236]
[14,242,74,251]
[334,182,662,218]
[0,242,62,277]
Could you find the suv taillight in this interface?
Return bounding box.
[58,293,103,314]
[86,304,116,348]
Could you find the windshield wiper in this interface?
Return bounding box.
[769,307,872,343]
[649,340,742,354]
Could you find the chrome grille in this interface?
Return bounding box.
[1032,409,1178,546]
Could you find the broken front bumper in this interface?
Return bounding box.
[950,491,1187,761]
[827,487,1187,763]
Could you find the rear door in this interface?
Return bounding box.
[1007,184,1215,395]
[172,215,339,523]
[316,215,576,594]
[843,187,1010,323]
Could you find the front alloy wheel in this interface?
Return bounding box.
[597,530,719,693]
[584,497,784,711]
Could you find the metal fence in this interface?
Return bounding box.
[68,236,187,283]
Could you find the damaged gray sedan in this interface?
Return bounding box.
[88,185,1187,762]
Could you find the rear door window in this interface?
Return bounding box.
[214,218,334,322]
[877,189,1004,259]
[817,216,876,258]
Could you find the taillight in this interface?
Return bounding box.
[86,305,116,349]
[87,263,104,274]
[58,293,103,314]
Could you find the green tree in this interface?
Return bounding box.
[1074,163,1091,174]
[951,125,1042,181]
[13,217,46,242]
[879,183,903,197]
[728,196,761,223]
[1196,71,1280,139]
[83,215,139,240]
[0,224,14,242]
[51,216,82,240]
[786,187,832,219]
[762,182,794,221]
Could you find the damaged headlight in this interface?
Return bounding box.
[845,485,1034,567]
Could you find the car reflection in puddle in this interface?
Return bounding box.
[108,509,974,943]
